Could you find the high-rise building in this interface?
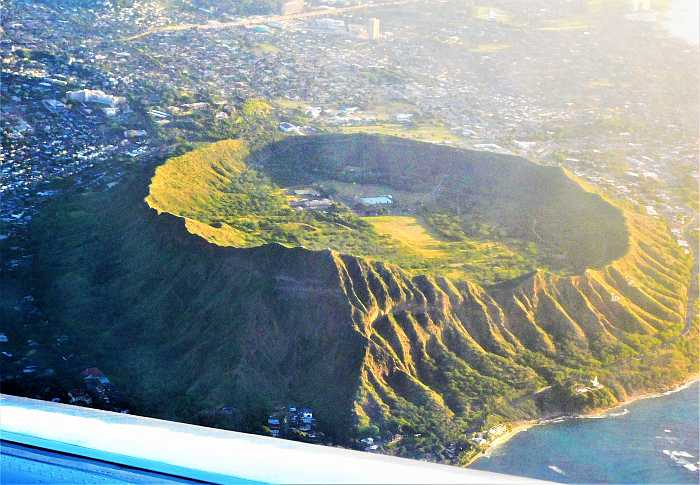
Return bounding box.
[280,0,304,15]
[367,17,381,41]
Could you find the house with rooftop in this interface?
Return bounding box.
[356,195,393,215]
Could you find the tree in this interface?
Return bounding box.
[242,99,272,119]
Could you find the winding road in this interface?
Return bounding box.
[123,0,421,42]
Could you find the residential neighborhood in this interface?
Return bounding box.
[267,405,324,442]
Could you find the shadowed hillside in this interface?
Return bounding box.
[251,134,630,273]
[31,136,697,464]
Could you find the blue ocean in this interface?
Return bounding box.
[471,381,700,483]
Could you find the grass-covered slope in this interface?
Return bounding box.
[30,135,698,465]
[145,140,540,284]
[145,139,394,255]
[145,136,628,285]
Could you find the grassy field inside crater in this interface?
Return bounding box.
[146,139,541,285]
[363,215,537,282]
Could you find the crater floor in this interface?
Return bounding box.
[146,135,629,285]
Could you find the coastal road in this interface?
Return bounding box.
[123,0,422,42]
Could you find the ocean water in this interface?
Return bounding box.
[471,381,700,484]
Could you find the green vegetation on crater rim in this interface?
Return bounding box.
[31,134,697,465]
[146,134,629,285]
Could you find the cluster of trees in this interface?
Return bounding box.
[538,380,617,415]
[140,85,279,148]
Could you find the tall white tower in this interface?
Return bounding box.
[368,18,381,41]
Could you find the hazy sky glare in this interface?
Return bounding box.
[665,0,699,45]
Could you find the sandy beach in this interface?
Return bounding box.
[462,421,538,466]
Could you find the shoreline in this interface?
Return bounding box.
[461,421,538,467]
[464,375,699,467]
[479,421,538,457]
[586,375,700,419]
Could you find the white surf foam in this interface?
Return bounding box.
[672,451,694,458]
